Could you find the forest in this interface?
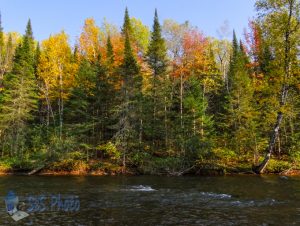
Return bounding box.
[0,0,299,175]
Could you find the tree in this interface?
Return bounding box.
[224,33,257,155]
[0,14,15,91]
[130,17,150,55]
[38,31,77,140]
[183,75,214,162]
[106,35,114,66]
[145,9,169,151]
[121,8,132,36]
[0,20,38,157]
[253,0,300,173]
[114,9,143,172]
[64,55,112,147]
[79,18,101,63]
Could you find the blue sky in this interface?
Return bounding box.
[0,0,257,44]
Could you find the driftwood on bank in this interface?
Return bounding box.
[27,164,46,175]
[168,165,196,176]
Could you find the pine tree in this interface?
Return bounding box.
[183,76,214,161]
[0,19,38,157]
[227,30,239,93]
[114,9,142,171]
[106,35,114,66]
[65,58,97,142]
[34,43,40,75]
[145,9,169,151]
[121,8,132,36]
[224,32,257,155]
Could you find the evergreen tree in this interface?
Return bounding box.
[106,35,114,65]
[145,9,169,151]
[0,19,38,157]
[227,30,238,93]
[34,43,40,75]
[183,76,214,162]
[224,32,257,155]
[121,7,132,36]
[114,9,142,171]
[65,58,97,142]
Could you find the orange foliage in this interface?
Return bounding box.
[172,28,209,80]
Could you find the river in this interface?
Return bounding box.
[0,175,299,225]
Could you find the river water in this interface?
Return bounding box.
[0,175,299,225]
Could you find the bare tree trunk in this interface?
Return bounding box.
[253,89,287,174]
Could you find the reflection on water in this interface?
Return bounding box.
[0,175,299,225]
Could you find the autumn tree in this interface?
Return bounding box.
[79,18,101,63]
[38,31,77,141]
[0,15,15,92]
[253,0,300,173]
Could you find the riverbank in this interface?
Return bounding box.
[0,157,299,176]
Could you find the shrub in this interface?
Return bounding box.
[96,142,121,161]
[266,159,291,173]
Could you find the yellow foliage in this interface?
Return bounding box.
[38,31,77,101]
[79,18,101,63]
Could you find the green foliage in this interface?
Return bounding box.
[266,159,291,173]
[97,142,121,161]
[212,148,238,162]
[140,156,184,174]
[147,9,167,76]
[1,157,35,170]
[66,151,86,160]
[0,19,38,157]
[106,35,114,65]
[143,9,169,152]
[0,4,299,175]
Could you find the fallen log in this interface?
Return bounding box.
[27,165,46,175]
[168,165,196,176]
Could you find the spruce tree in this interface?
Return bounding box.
[224,32,257,155]
[64,58,97,142]
[114,9,142,171]
[0,19,38,157]
[145,9,169,151]
[121,8,132,36]
[106,35,114,66]
[183,76,214,161]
